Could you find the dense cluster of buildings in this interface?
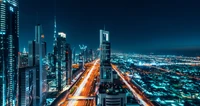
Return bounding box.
[112,54,200,106]
[0,0,95,106]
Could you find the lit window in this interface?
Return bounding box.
[10,7,14,12]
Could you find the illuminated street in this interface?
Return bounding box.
[112,64,154,106]
[58,59,99,106]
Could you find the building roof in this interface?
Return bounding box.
[99,80,126,95]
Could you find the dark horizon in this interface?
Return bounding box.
[19,0,200,55]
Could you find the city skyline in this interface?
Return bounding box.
[19,0,200,55]
[1,0,200,105]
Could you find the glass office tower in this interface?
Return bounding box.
[0,0,19,106]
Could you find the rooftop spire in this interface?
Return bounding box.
[53,0,57,46]
[23,47,26,54]
[54,16,57,42]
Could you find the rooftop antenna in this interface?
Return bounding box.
[23,47,26,54]
[104,24,106,30]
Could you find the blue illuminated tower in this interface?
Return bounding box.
[0,0,19,106]
[34,24,47,106]
[28,24,46,106]
[99,29,112,83]
[54,32,67,91]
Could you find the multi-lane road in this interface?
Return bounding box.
[73,61,99,106]
[52,60,155,106]
[59,59,99,106]
[112,64,154,106]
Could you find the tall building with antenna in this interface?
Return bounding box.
[0,0,19,105]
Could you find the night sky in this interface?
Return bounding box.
[19,0,200,55]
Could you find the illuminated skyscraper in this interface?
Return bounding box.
[18,67,37,106]
[99,29,109,48]
[0,0,19,105]
[53,16,57,46]
[54,32,67,91]
[18,48,28,68]
[99,29,112,83]
[28,25,46,67]
[97,29,127,106]
[28,24,47,106]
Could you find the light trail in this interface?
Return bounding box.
[67,59,99,106]
[112,66,151,106]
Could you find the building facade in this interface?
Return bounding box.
[18,67,38,106]
[18,48,28,68]
[66,43,72,85]
[0,0,19,105]
[28,24,47,105]
[97,29,127,106]
[99,30,112,83]
[54,32,67,91]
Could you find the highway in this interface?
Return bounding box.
[74,61,99,106]
[60,59,99,106]
[51,60,97,106]
[112,64,154,106]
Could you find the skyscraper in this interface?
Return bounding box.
[28,24,47,105]
[97,29,127,106]
[18,66,37,106]
[35,24,47,106]
[66,43,72,85]
[99,30,112,83]
[0,0,19,105]
[54,32,67,91]
[99,29,109,48]
[18,48,28,68]
[72,47,76,64]
[28,41,36,66]
[28,25,46,67]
